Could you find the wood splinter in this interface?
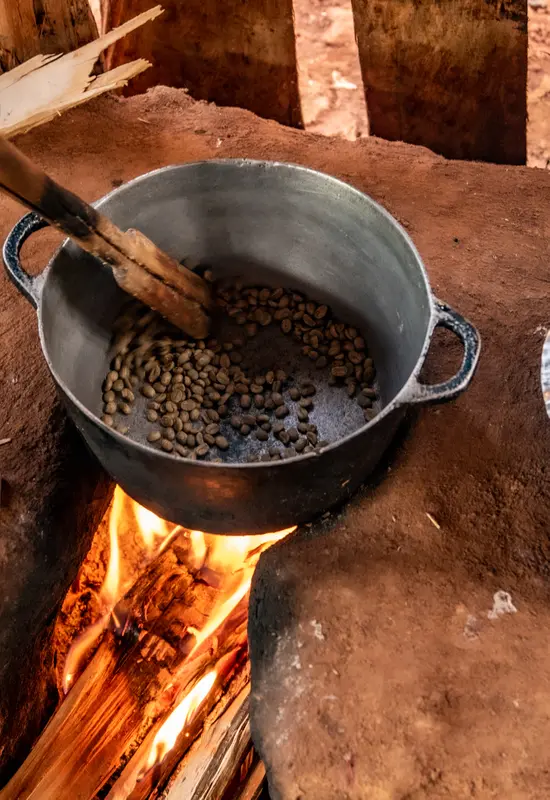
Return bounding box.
[0,136,212,338]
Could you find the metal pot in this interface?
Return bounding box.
[4,160,480,534]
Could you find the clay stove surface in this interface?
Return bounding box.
[1,88,550,797]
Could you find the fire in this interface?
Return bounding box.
[102,485,123,607]
[132,501,172,552]
[145,671,217,771]
[62,486,295,775]
[62,487,179,693]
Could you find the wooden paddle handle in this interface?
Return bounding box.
[0,136,211,337]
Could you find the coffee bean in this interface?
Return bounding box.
[161,439,174,452]
[103,284,376,465]
[231,415,243,429]
[215,436,229,450]
[287,427,299,443]
[307,431,318,446]
[295,437,307,452]
[102,414,114,427]
[278,430,290,445]
[255,429,269,442]
[364,408,377,422]
[175,444,189,457]
[357,394,372,408]
[196,444,210,458]
[240,424,251,436]
[315,305,328,319]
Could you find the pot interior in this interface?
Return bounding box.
[40,161,432,424]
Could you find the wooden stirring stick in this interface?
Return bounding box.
[0,136,211,338]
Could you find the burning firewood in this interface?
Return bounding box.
[0,490,288,800]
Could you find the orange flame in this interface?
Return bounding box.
[133,501,172,552]
[62,487,295,774]
[62,487,178,693]
[144,671,217,771]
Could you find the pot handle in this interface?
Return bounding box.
[3,212,49,309]
[404,300,481,405]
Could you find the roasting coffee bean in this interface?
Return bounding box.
[102,282,378,462]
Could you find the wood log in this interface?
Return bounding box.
[231,761,267,800]
[0,541,249,800]
[100,0,302,128]
[160,686,253,800]
[0,135,211,337]
[0,7,163,139]
[351,0,527,164]
[0,0,98,73]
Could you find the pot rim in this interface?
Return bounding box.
[36,158,436,469]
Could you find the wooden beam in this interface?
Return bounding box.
[100,0,302,128]
[0,0,99,72]
[351,0,527,164]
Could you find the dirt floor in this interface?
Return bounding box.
[1,88,549,796]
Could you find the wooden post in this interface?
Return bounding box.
[0,0,99,72]
[100,0,302,128]
[351,0,527,165]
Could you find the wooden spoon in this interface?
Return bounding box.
[0,136,211,338]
